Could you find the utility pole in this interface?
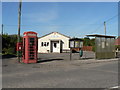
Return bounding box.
[17,0,22,63]
[104,21,107,48]
[2,24,3,35]
[104,21,106,35]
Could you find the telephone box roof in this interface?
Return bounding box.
[23,31,37,35]
[86,34,115,38]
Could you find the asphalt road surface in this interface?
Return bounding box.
[2,52,119,89]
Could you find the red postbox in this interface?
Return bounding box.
[22,31,38,63]
[16,42,23,52]
[16,42,23,57]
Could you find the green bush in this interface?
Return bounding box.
[92,46,95,52]
[3,47,15,54]
[115,45,120,50]
[2,34,22,55]
[83,37,95,46]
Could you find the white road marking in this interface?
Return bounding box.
[110,86,120,89]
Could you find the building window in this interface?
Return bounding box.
[47,42,49,46]
[41,42,43,46]
[41,42,49,47]
[54,43,57,48]
[44,42,46,46]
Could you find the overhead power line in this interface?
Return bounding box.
[3,24,106,26]
[88,13,118,35]
[88,23,103,34]
[105,14,118,22]
[3,13,118,37]
[4,13,118,27]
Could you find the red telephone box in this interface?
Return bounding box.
[22,31,38,63]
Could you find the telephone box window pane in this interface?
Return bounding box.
[29,55,34,57]
[29,49,34,51]
[29,38,35,41]
[30,41,34,46]
[29,38,35,46]
[29,58,34,60]
[29,46,34,48]
[30,52,34,54]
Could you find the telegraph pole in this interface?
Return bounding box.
[2,24,3,35]
[17,0,22,63]
[104,21,106,35]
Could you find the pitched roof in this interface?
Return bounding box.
[86,34,115,38]
[69,38,83,41]
[38,32,70,39]
[115,36,120,45]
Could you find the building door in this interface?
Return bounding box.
[52,41,59,53]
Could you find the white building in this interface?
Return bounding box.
[38,32,70,53]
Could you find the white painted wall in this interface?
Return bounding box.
[38,32,70,53]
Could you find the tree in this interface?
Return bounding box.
[2,34,22,54]
[83,37,91,46]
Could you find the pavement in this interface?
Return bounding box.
[2,52,119,89]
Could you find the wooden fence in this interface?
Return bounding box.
[82,46,93,51]
[71,46,93,52]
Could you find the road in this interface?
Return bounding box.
[2,53,119,89]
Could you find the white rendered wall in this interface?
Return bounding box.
[38,32,70,53]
